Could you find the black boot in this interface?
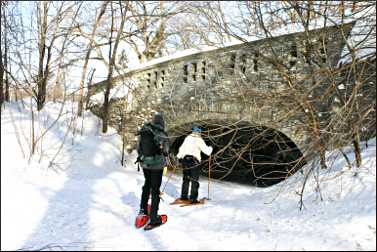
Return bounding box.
[149,215,163,225]
[138,208,148,215]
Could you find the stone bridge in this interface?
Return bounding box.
[88,22,372,186]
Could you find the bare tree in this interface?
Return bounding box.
[2,2,10,102]
[35,1,50,111]
[0,0,11,107]
[77,1,108,117]
[32,2,81,110]
[0,1,4,108]
[102,1,128,133]
[4,1,87,162]
[125,1,188,63]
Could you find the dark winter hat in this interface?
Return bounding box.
[152,112,165,129]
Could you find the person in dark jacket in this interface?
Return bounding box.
[137,112,169,225]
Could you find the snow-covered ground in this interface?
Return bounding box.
[1,101,376,251]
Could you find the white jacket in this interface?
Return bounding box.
[177,133,213,162]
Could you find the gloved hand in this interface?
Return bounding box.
[134,156,141,164]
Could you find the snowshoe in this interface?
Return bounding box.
[144,215,168,231]
[180,198,206,207]
[135,214,150,228]
[170,198,191,205]
[135,204,152,229]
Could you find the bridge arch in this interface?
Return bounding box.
[167,119,306,187]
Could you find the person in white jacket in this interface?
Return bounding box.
[176,126,213,203]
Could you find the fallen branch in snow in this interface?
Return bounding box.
[16,241,96,251]
[340,148,353,169]
[298,159,317,210]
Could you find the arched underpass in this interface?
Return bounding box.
[169,120,306,187]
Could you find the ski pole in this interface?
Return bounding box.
[207,155,211,200]
[161,156,175,195]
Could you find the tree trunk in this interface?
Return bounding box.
[78,1,108,117]
[353,130,362,168]
[102,1,127,133]
[0,35,3,108]
[0,4,5,106]
[85,68,96,110]
[4,15,9,102]
[3,6,9,102]
[37,44,52,111]
[120,109,126,166]
[102,2,115,134]
[36,2,48,111]
[31,101,36,156]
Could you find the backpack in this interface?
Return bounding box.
[137,123,169,168]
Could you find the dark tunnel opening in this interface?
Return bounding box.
[170,121,306,187]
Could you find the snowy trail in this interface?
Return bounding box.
[1,102,376,251]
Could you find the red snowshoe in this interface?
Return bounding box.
[144,215,168,231]
[135,204,152,229]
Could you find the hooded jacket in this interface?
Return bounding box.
[137,113,169,169]
[177,132,213,162]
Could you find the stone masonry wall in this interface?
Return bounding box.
[88,23,368,157]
